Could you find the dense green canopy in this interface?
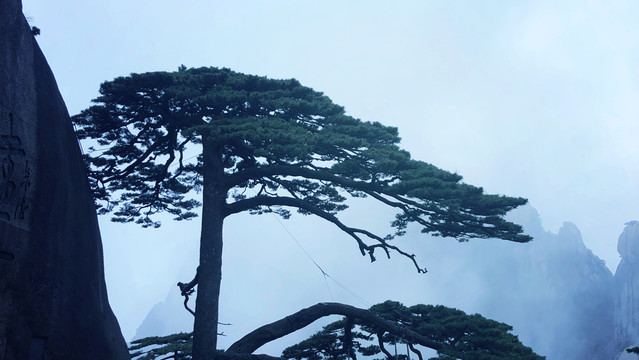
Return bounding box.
[127,301,544,360]
[74,66,530,270]
[129,332,193,360]
[73,66,531,359]
[282,301,544,360]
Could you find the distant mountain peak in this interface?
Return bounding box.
[617,221,639,261]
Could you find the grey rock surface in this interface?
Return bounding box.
[0,0,129,358]
[615,221,639,353]
[481,215,615,360]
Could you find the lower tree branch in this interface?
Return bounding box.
[377,332,393,360]
[178,267,199,316]
[177,267,200,295]
[408,343,423,360]
[225,196,427,273]
[217,353,283,360]
[226,302,443,354]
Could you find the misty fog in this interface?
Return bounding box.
[21,0,639,359]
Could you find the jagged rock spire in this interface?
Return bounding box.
[614,221,639,353]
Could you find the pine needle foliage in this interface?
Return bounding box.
[129,332,193,360]
[283,301,544,360]
[73,66,531,265]
[74,66,532,360]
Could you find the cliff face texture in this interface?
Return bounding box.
[0,0,128,358]
[615,221,639,352]
[472,211,639,360]
[478,214,615,360]
[530,222,614,360]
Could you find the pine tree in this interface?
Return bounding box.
[73,66,531,360]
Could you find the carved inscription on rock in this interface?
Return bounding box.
[0,109,31,230]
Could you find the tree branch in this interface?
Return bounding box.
[224,164,376,193]
[225,195,427,272]
[377,332,393,360]
[224,164,529,244]
[172,135,194,178]
[408,343,423,360]
[226,302,443,354]
[225,195,368,255]
[100,139,164,183]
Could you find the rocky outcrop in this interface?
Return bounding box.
[533,222,614,360]
[475,214,615,360]
[614,221,639,352]
[0,0,128,358]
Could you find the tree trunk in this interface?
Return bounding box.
[193,140,226,360]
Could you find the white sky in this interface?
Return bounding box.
[22,0,639,344]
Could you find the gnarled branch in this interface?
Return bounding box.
[226,302,443,354]
[225,195,426,272]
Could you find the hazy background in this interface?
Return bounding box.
[22,0,639,349]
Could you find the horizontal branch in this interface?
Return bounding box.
[225,195,427,272]
[225,164,528,243]
[101,133,168,182]
[218,353,282,360]
[226,302,443,354]
[225,164,378,193]
[225,195,369,257]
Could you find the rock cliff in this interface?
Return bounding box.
[467,209,615,360]
[0,1,129,358]
[614,221,639,353]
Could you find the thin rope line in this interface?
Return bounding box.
[272,215,327,274]
[271,214,334,300]
[322,272,334,302]
[271,212,369,307]
[324,273,370,307]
